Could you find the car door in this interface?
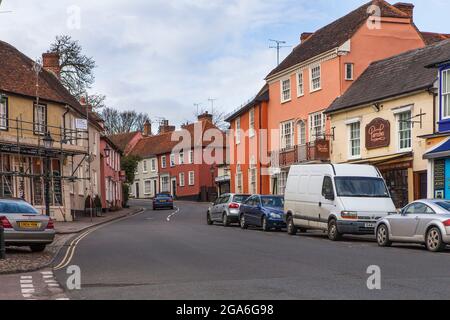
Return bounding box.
[390,203,424,239]
[244,196,256,225]
[252,196,263,227]
[413,204,437,239]
[211,196,222,220]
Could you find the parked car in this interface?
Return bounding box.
[207,194,251,226]
[153,193,174,210]
[376,199,450,252]
[284,164,396,241]
[239,195,286,231]
[0,198,55,252]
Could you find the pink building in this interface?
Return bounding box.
[100,136,124,211]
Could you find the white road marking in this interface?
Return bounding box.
[20,275,35,299]
[166,207,180,222]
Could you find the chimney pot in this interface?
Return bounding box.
[197,111,213,123]
[393,2,414,19]
[42,52,61,78]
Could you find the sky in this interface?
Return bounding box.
[0,0,449,127]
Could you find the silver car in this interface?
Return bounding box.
[207,194,251,227]
[376,200,450,252]
[1,198,56,252]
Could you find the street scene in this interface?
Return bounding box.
[1,0,450,306]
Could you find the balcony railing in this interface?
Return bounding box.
[272,140,331,168]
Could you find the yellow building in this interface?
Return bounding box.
[325,42,448,208]
[0,40,103,221]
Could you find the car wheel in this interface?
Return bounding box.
[153,206,156,211]
[377,224,392,247]
[223,213,230,227]
[426,227,446,252]
[30,244,46,253]
[207,212,213,225]
[240,215,248,229]
[327,219,342,241]
[287,215,298,236]
[262,216,270,232]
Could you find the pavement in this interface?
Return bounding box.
[36,199,450,300]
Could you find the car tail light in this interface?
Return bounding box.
[0,216,13,229]
[229,203,240,209]
[443,219,450,227]
[46,219,55,230]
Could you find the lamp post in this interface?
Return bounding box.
[43,131,54,217]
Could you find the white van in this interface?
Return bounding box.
[284,164,396,241]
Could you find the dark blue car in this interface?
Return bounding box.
[239,195,285,231]
[153,193,174,210]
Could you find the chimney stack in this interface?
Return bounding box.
[393,2,414,19]
[197,111,213,123]
[159,120,176,134]
[42,52,61,78]
[143,120,152,136]
[300,32,313,43]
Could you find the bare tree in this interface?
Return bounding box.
[86,94,107,111]
[101,108,150,135]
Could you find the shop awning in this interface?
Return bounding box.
[424,138,450,159]
[348,152,412,165]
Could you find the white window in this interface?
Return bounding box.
[297,72,304,97]
[398,111,412,151]
[161,156,167,168]
[179,173,185,187]
[249,108,255,138]
[143,160,148,173]
[297,121,306,145]
[188,171,195,186]
[310,65,321,92]
[170,154,175,167]
[236,165,243,193]
[348,122,361,159]
[235,117,241,144]
[144,180,152,195]
[281,78,291,103]
[34,103,46,135]
[151,158,156,172]
[280,121,294,149]
[0,97,7,130]
[179,152,184,165]
[189,150,194,164]
[309,112,326,141]
[278,171,288,195]
[443,69,450,118]
[161,176,170,193]
[249,165,257,194]
[345,63,354,80]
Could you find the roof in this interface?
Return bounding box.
[101,135,122,155]
[0,40,102,129]
[421,32,450,45]
[225,84,269,122]
[130,121,224,159]
[108,131,141,153]
[266,0,410,79]
[325,39,450,114]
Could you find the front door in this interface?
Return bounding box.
[419,172,427,200]
[135,183,140,199]
[171,178,177,198]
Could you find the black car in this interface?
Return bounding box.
[153,193,174,210]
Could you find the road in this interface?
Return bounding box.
[52,199,450,300]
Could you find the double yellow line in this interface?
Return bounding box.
[53,208,145,271]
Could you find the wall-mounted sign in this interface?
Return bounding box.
[314,139,330,161]
[366,118,390,149]
[434,159,445,191]
[75,119,88,130]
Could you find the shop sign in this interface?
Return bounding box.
[366,118,390,149]
[314,139,330,160]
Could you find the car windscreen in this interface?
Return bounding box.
[436,201,450,211]
[261,196,284,208]
[233,195,250,203]
[0,201,39,214]
[334,177,390,198]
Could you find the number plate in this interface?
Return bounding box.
[18,222,41,229]
[365,223,376,228]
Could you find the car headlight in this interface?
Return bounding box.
[269,213,282,219]
[341,211,358,220]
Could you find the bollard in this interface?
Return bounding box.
[0,225,5,260]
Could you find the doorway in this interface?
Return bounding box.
[171,178,177,198]
[135,182,140,199]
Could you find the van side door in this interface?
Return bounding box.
[319,176,336,226]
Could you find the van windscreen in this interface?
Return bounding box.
[334,177,390,198]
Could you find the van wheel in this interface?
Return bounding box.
[328,219,342,241]
[287,216,298,235]
[426,227,446,252]
[376,224,392,247]
[207,212,213,225]
[222,214,230,227]
[240,215,248,229]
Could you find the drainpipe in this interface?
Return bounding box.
[259,104,263,194]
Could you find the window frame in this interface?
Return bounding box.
[280,78,291,103]
[345,63,354,81]
[151,158,157,172]
[309,112,325,142]
[297,71,304,97]
[297,120,306,146]
[144,180,152,195]
[0,96,9,131]
[170,154,176,167]
[280,121,294,150]
[249,108,255,138]
[143,160,148,173]
[188,171,195,186]
[179,151,184,165]
[397,110,412,152]
[188,150,194,164]
[441,68,450,120]
[310,65,321,92]
[179,172,185,187]
[161,156,167,169]
[235,117,241,144]
[348,121,361,160]
[33,103,48,136]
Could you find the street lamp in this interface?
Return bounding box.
[43,131,53,217]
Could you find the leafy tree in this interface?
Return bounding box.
[121,155,141,184]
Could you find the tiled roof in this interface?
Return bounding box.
[225,84,269,122]
[266,0,410,79]
[130,121,224,159]
[108,131,141,153]
[421,32,450,45]
[0,40,101,129]
[325,39,450,114]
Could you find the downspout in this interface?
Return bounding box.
[259,104,263,194]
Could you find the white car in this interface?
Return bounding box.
[284,164,396,241]
[376,200,450,252]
